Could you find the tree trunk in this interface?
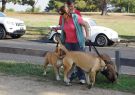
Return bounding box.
[101,5,107,15]
[31,6,35,12]
[1,0,7,12]
[101,0,108,15]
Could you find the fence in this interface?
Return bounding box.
[115,50,135,74]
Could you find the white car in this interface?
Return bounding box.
[48,17,119,47]
[0,12,26,39]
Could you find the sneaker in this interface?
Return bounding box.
[79,79,86,84]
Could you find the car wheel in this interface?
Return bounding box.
[53,33,60,43]
[10,34,21,39]
[95,34,108,47]
[0,26,6,39]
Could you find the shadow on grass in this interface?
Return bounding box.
[120,35,135,41]
[125,14,135,17]
[26,26,50,35]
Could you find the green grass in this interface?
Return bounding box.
[95,16,135,40]
[0,62,135,93]
[96,74,135,93]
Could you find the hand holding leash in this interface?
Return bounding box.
[51,27,58,32]
[85,39,92,51]
[85,36,90,41]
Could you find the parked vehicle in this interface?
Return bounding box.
[48,17,120,47]
[0,12,26,39]
[107,4,121,12]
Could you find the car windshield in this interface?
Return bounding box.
[0,12,6,17]
[89,20,97,26]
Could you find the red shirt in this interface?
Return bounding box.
[59,15,83,43]
[59,9,82,43]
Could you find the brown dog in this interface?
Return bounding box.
[43,45,63,81]
[100,54,118,82]
[57,44,107,88]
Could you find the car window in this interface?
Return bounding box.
[0,12,6,17]
[89,20,97,26]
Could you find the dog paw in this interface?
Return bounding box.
[87,84,92,89]
[65,82,72,86]
[56,77,61,81]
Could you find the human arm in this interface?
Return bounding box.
[78,16,90,40]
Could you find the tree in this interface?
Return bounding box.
[110,0,135,13]
[0,0,36,12]
[1,0,7,12]
[47,0,65,12]
[100,0,109,15]
[21,0,36,12]
[47,0,135,13]
[75,0,86,11]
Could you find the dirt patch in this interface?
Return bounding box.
[0,74,134,95]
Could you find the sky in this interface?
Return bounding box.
[0,0,50,12]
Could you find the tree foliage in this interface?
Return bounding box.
[47,0,135,13]
[1,0,36,12]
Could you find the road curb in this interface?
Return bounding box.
[0,46,47,57]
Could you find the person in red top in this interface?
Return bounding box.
[57,2,89,84]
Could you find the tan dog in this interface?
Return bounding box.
[43,45,63,81]
[57,44,107,88]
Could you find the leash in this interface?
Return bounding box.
[86,40,102,58]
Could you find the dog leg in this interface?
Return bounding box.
[57,60,63,76]
[89,70,96,88]
[53,66,61,81]
[67,64,76,81]
[63,57,74,86]
[63,66,71,85]
[85,72,90,87]
[43,59,49,76]
[63,64,73,86]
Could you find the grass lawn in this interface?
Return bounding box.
[6,12,135,40]
[0,62,135,94]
